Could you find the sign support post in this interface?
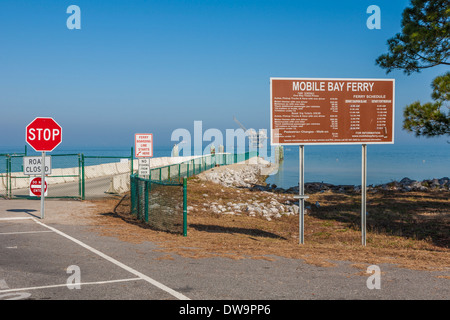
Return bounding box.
[361,144,367,246]
[294,145,308,244]
[299,145,305,244]
[40,151,45,219]
[25,117,62,219]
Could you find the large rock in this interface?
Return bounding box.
[197,157,276,188]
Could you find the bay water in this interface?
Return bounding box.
[1,144,448,189]
[265,144,449,188]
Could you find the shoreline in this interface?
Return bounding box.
[198,161,449,194]
[259,176,450,194]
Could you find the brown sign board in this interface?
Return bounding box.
[270,78,395,145]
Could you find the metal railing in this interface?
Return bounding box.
[142,151,258,183]
[1,148,134,200]
[1,149,258,202]
[129,151,258,235]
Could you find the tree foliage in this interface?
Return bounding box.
[431,71,450,102]
[377,0,450,138]
[403,101,449,136]
[403,72,450,136]
[376,0,449,74]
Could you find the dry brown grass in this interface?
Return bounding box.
[88,177,450,272]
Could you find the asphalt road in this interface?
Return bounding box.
[0,199,448,303]
[10,175,114,200]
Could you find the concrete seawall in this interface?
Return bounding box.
[107,155,214,193]
[0,155,208,193]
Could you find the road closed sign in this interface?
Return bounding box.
[23,156,52,175]
[270,78,395,145]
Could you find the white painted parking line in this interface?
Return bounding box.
[30,218,190,300]
[0,278,143,294]
[0,217,34,221]
[0,231,53,235]
[0,218,52,236]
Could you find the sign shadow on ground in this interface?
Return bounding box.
[6,209,39,219]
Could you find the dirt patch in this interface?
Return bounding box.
[86,177,450,272]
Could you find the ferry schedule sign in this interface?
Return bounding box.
[270,78,395,145]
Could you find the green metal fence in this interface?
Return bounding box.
[143,151,258,183]
[1,153,82,199]
[1,149,258,205]
[1,149,28,199]
[0,154,11,199]
[0,148,134,200]
[130,175,187,235]
[129,151,258,235]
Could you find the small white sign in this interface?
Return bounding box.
[138,158,150,165]
[135,133,153,158]
[138,166,150,176]
[23,156,52,175]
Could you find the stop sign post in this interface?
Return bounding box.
[26,117,62,219]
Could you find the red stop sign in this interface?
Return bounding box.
[26,117,62,152]
[30,177,48,197]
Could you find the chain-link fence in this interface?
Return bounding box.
[1,149,28,198]
[1,149,258,204]
[2,153,82,199]
[130,175,187,235]
[146,151,258,183]
[128,151,258,236]
[0,149,134,200]
[0,154,11,199]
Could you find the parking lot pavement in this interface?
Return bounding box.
[0,200,189,300]
[1,199,449,302]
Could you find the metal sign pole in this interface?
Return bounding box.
[295,145,308,244]
[40,151,45,219]
[148,158,151,180]
[361,144,367,246]
[299,145,304,244]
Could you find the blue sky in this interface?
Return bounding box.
[0,0,448,148]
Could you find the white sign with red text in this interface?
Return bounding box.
[29,177,48,197]
[135,133,153,158]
